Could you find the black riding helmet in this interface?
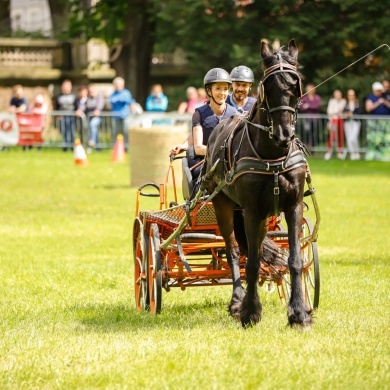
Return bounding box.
[204,68,232,86]
[204,68,231,105]
[230,65,254,83]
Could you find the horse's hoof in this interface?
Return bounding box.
[228,301,242,320]
[290,322,312,332]
[228,287,245,320]
[288,305,313,328]
[240,305,262,327]
[240,312,262,328]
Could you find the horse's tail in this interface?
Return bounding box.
[234,210,286,266]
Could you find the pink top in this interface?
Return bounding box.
[30,95,48,115]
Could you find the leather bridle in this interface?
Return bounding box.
[256,54,302,139]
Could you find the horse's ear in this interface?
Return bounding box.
[261,40,272,59]
[288,39,298,60]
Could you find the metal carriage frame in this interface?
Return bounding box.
[133,157,320,315]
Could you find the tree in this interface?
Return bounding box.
[47,0,69,38]
[152,0,390,99]
[66,0,390,104]
[0,0,11,36]
[67,0,157,106]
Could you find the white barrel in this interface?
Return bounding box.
[129,124,189,187]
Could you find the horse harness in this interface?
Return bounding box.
[203,57,309,216]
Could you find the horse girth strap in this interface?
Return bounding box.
[225,149,307,185]
[225,149,307,216]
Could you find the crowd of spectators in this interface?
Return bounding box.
[3,77,390,159]
[297,81,390,160]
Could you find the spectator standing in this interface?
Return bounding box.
[298,83,322,153]
[226,65,256,113]
[55,79,77,151]
[324,89,346,160]
[382,80,390,109]
[86,84,105,151]
[9,84,28,113]
[109,77,137,148]
[76,84,105,152]
[30,94,48,115]
[75,85,88,142]
[145,84,168,112]
[75,85,88,112]
[365,82,390,160]
[177,87,199,114]
[343,89,361,160]
[196,88,207,107]
[29,94,48,151]
[365,82,390,115]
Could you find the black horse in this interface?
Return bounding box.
[203,39,313,328]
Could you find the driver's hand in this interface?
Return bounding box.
[170,145,185,155]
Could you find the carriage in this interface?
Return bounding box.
[133,39,321,327]
[132,154,320,316]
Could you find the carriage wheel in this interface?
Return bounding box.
[277,273,291,306]
[148,223,162,315]
[133,219,149,311]
[277,217,320,310]
[301,217,320,310]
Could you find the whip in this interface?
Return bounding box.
[302,43,390,96]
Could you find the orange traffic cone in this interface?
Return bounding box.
[111,134,126,163]
[74,139,88,166]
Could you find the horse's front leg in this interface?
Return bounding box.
[212,194,245,319]
[285,205,313,328]
[240,213,265,327]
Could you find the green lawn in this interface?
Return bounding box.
[0,148,389,389]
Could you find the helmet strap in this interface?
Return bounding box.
[211,94,223,106]
[206,85,223,106]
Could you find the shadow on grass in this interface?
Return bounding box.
[70,298,232,333]
[93,184,131,190]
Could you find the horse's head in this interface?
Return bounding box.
[259,39,302,149]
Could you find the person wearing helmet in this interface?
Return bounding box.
[170,68,236,157]
[226,65,256,113]
[170,68,236,198]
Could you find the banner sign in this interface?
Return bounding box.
[365,119,390,161]
[0,112,19,146]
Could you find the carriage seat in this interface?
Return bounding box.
[182,146,204,201]
[182,154,194,201]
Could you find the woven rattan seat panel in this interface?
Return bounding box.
[139,202,217,229]
[140,206,186,228]
[192,203,217,225]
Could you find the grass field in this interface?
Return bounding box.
[0,148,389,390]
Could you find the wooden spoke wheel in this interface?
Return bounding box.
[148,223,162,315]
[133,218,150,311]
[301,217,320,310]
[277,217,320,310]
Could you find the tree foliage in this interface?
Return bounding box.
[67,0,390,103]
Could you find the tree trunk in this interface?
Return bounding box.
[47,0,69,38]
[110,0,155,108]
[0,0,11,36]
